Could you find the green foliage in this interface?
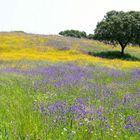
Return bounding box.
[94,10,140,55]
[87,34,95,39]
[59,30,87,38]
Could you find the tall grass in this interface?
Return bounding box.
[0,64,140,139]
[0,32,140,139]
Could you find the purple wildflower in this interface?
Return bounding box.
[135,102,140,110]
[123,94,133,104]
[124,123,134,131]
[132,68,140,79]
[136,122,140,133]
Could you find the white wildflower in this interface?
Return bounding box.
[63,128,67,131]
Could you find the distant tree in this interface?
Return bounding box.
[87,34,95,39]
[80,31,87,38]
[59,30,87,38]
[94,10,140,55]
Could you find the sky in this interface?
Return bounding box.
[0,0,140,35]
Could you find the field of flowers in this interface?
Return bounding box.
[0,32,140,140]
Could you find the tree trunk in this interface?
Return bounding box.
[119,40,129,56]
[119,43,127,56]
[121,46,125,55]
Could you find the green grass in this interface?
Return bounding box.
[0,65,140,140]
[0,32,140,140]
[88,51,140,61]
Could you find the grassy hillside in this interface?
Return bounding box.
[0,32,140,68]
[0,32,140,140]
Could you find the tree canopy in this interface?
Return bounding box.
[87,34,95,39]
[59,30,87,38]
[94,10,140,55]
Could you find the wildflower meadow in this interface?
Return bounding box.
[0,32,140,140]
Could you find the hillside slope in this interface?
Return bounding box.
[0,32,140,68]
